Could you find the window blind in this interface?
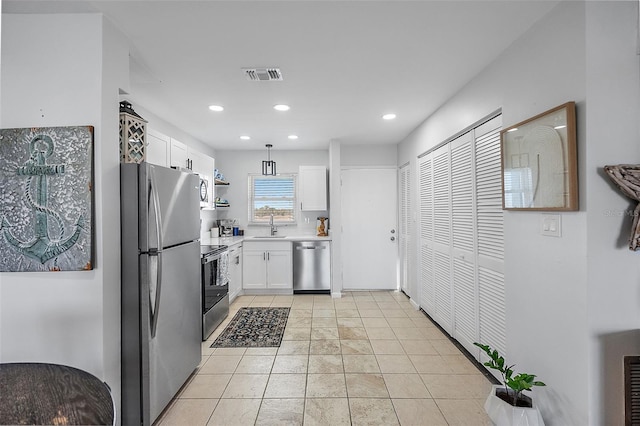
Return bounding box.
[248,174,297,224]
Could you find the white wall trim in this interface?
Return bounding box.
[409,297,420,311]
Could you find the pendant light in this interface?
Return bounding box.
[262,144,277,175]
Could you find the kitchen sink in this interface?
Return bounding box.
[248,235,287,238]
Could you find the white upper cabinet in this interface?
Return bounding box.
[299,165,327,211]
[169,138,190,169]
[149,130,215,209]
[146,129,170,167]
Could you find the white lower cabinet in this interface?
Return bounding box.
[228,245,243,302]
[243,241,292,291]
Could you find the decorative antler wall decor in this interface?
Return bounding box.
[604,164,640,250]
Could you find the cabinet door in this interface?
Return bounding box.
[170,138,189,169]
[146,129,170,167]
[266,250,292,289]
[299,166,327,211]
[189,148,206,175]
[243,250,267,289]
[229,247,243,302]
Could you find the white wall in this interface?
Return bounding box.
[585,2,640,425]
[399,1,640,423]
[214,149,329,236]
[398,2,591,424]
[329,141,343,296]
[342,144,398,167]
[0,13,127,419]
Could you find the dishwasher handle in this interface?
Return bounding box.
[296,245,326,250]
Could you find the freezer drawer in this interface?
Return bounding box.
[293,241,331,293]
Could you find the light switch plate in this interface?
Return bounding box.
[541,214,561,237]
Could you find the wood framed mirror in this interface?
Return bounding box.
[501,101,578,211]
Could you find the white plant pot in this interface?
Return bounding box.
[484,385,545,426]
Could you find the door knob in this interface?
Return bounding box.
[390,229,396,234]
[390,236,396,241]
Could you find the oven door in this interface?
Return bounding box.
[201,252,229,340]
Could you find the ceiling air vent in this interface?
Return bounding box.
[243,68,283,81]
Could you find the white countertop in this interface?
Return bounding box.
[201,235,331,247]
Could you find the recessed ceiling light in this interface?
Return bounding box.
[288,135,298,140]
[240,135,251,140]
[274,104,290,112]
[554,125,567,130]
[208,105,224,112]
[382,113,396,120]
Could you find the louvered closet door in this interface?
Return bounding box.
[450,132,478,354]
[399,164,411,293]
[474,116,506,358]
[419,154,435,313]
[431,144,453,335]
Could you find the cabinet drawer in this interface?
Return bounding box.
[243,241,291,252]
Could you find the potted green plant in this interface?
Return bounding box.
[474,342,546,426]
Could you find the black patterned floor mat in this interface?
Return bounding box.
[210,307,290,348]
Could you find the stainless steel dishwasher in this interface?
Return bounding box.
[293,241,331,294]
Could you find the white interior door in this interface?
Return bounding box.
[342,168,398,290]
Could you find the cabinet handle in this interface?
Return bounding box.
[263,252,266,261]
[267,252,270,261]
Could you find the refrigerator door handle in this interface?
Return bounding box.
[149,169,164,338]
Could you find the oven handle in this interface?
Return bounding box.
[202,253,222,264]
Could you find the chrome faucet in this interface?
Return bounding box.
[269,213,278,236]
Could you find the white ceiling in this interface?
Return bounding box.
[4,1,560,151]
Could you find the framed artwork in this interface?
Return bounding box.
[0,126,94,272]
[501,102,578,211]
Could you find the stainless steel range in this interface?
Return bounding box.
[201,244,229,340]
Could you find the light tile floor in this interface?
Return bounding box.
[156,291,493,425]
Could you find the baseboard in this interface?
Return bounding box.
[409,297,420,311]
[331,291,343,299]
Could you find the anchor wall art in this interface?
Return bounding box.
[0,126,94,272]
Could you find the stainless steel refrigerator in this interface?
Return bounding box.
[120,163,201,426]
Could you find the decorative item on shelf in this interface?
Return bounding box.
[119,100,147,164]
[215,197,230,208]
[316,217,328,237]
[474,342,546,426]
[214,168,229,185]
[262,144,277,176]
[604,164,640,251]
